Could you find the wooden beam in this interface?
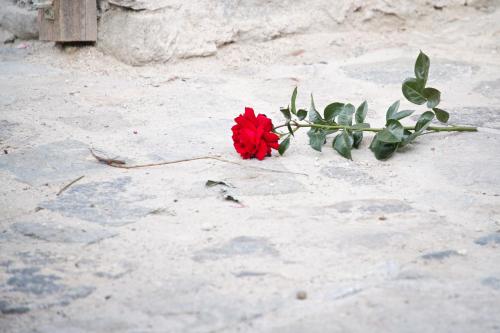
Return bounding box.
[38,0,97,42]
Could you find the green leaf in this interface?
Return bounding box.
[278,136,291,156]
[297,109,307,121]
[415,111,435,132]
[402,129,412,142]
[403,111,435,145]
[338,103,355,126]
[385,100,400,121]
[287,122,294,136]
[423,87,440,108]
[388,109,415,121]
[224,194,240,203]
[307,128,326,152]
[206,180,230,187]
[333,130,354,160]
[377,119,404,143]
[355,101,368,124]
[351,123,370,130]
[370,134,399,160]
[352,122,370,148]
[414,51,430,85]
[309,94,323,123]
[280,107,291,120]
[353,131,363,149]
[402,78,426,105]
[324,102,345,122]
[399,129,415,147]
[291,87,297,115]
[433,107,449,123]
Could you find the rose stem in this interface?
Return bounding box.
[274,123,477,132]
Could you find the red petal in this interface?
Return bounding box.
[255,142,268,160]
[244,107,257,122]
[263,132,279,143]
[256,114,273,132]
[235,115,256,130]
[268,141,279,150]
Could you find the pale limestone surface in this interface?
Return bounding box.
[0,27,15,44]
[98,0,499,65]
[0,0,37,40]
[1,4,500,333]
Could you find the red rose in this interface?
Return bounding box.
[231,107,280,160]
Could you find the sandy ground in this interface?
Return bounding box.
[1,7,500,333]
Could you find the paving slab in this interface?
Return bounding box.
[1,7,500,333]
[11,221,118,243]
[0,140,104,185]
[39,176,154,226]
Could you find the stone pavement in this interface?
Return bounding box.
[1,8,500,332]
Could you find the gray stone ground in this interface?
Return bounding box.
[1,6,500,333]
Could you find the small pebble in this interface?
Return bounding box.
[296,291,307,300]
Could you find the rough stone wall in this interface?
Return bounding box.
[0,0,38,40]
[15,0,35,10]
[97,0,499,65]
[1,0,498,62]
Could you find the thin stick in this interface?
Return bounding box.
[89,149,126,165]
[89,149,307,176]
[57,175,84,196]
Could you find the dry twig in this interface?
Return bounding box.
[57,175,85,196]
[89,149,126,165]
[89,148,307,176]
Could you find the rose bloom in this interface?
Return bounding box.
[231,107,279,160]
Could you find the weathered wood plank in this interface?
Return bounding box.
[38,9,53,41]
[38,0,59,41]
[60,0,79,41]
[38,0,97,42]
[85,0,97,41]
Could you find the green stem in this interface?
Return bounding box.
[273,122,304,137]
[419,126,478,132]
[274,122,477,133]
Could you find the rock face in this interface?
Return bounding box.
[15,0,35,9]
[97,0,498,65]
[0,26,15,43]
[0,0,38,39]
[0,0,498,63]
